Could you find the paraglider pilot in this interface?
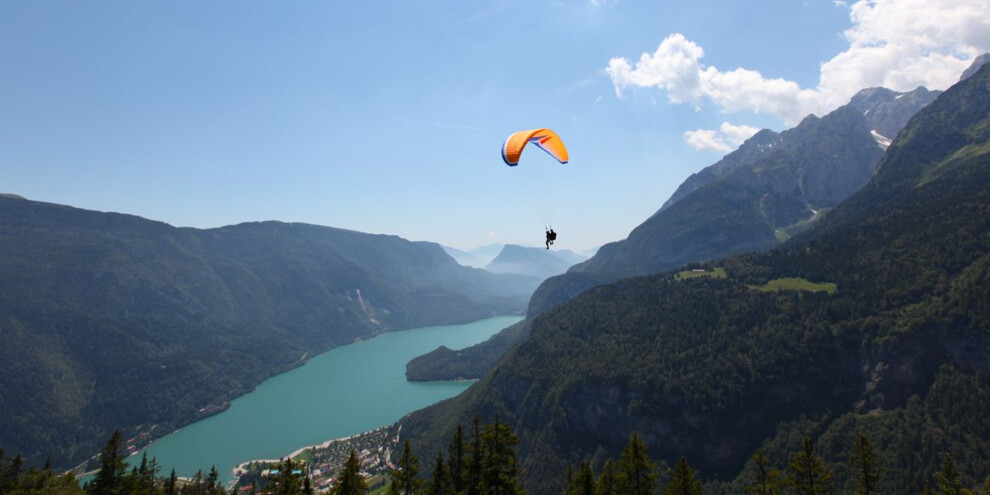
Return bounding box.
[545,228,557,249]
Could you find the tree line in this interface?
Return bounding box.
[4,417,990,495]
[561,433,990,495]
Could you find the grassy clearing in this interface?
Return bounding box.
[367,474,391,494]
[919,140,990,186]
[675,267,727,280]
[754,277,837,294]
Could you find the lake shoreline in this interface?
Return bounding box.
[109,316,521,486]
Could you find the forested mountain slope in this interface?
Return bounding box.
[529,86,937,317]
[398,64,990,495]
[408,84,939,384]
[0,199,536,469]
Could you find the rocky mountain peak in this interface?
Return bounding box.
[848,86,940,139]
[960,52,990,81]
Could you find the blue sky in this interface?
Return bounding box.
[2,1,987,252]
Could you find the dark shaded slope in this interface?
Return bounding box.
[398,65,990,494]
[406,319,531,382]
[657,129,784,213]
[0,199,535,468]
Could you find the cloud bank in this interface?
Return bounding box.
[607,0,990,131]
[684,122,761,152]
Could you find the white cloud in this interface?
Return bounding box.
[683,122,761,152]
[684,129,732,152]
[606,33,706,103]
[607,0,990,125]
[719,122,761,145]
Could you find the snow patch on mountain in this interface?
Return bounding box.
[871,129,892,150]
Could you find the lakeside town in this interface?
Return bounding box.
[230,425,400,493]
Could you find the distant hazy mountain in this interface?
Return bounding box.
[400,62,990,495]
[441,245,487,268]
[442,244,508,268]
[550,249,589,265]
[484,244,586,280]
[0,197,537,469]
[470,244,505,265]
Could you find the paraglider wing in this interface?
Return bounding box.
[501,128,569,166]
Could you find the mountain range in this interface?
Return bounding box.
[0,199,537,468]
[405,83,940,384]
[484,245,587,281]
[397,62,990,493]
[442,244,507,268]
[536,84,939,314]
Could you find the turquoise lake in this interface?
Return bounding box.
[124,316,521,484]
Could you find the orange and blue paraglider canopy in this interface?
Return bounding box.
[501,128,569,166]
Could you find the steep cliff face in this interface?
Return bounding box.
[849,86,940,140]
[656,128,784,214]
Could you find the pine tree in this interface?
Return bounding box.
[268,457,305,495]
[189,469,205,495]
[1,452,24,493]
[564,464,575,495]
[387,476,401,495]
[851,434,880,495]
[466,415,484,495]
[333,450,368,495]
[572,460,596,495]
[427,451,455,495]
[616,433,657,495]
[595,460,618,495]
[137,453,149,487]
[166,468,177,495]
[90,431,127,495]
[934,452,968,495]
[0,450,16,494]
[480,413,525,495]
[448,424,466,494]
[744,451,781,495]
[11,453,23,482]
[663,457,703,495]
[395,440,423,495]
[785,437,834,495]
[131,453,158,494]
[207,465,224,495]
[146,457,160,495]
